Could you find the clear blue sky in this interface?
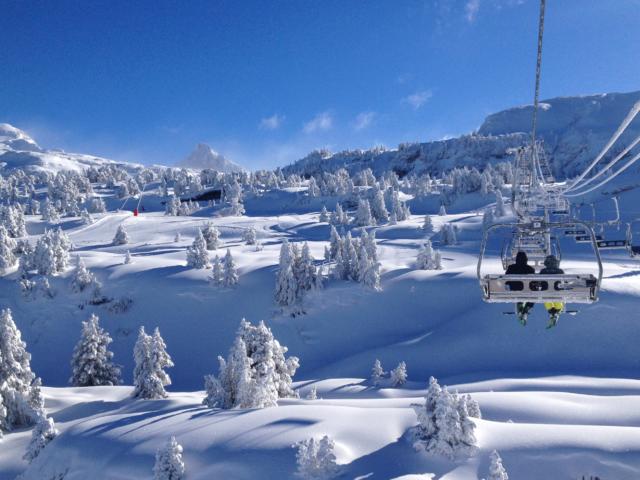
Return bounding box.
[1,0,639,169]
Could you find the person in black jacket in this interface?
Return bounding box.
[505,251,535,325]
[539,255,564,329]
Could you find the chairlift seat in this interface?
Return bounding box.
[597,239,628,250]
[480,274,599,304]
[575,235,602,243]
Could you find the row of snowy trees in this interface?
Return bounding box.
[327,227,380,290]
[275,240,322,307]
[371,359,408,387]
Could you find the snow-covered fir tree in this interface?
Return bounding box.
[355,198,373,226]
[165,195,181,216]
[371,359,385,386]
[0,204,27,238]
[358,243,381,290]
[69,314,121,387]
[390,361,407,387]
[318,206,329,223]
[439,204,447,216]
[201,223,220,250]
[440,223,458,245]
[133,327,174,399]
[23,415,58,463]
[186,230,210,269]
[422,215,433,233]
[329,225,341,260]
[494,191,507,217]
[209,255,223,286]
[275,240,298,307]
[41,198,60,224]
[203,319,299,409]
[71,255,95,292]
[306,386,318,400]
[330,203,347,225]
[243,226,257,245]
[487,450,509,480]
[412,376,479,459]
[32,228,72,276]
[222,249,238,287]
[80,208,94,225]
[390,190,410,221]
[416,239,440,270]
[124,250,132,264]
[87,196,107,214]
[0,225,17,273]
[465,394,481,418]
[434,250,443,270]
[295,436,339,480]
[0,308,42,431]
[113,224,129,245]
[370,185,389,223]
[153,436,185,480]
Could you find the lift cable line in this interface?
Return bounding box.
[530,0,546,146]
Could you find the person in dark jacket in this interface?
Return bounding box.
[505,251,536,325]
[539,255,564,329]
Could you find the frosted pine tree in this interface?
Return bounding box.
[113,224,129,245]
[358,244,381,290]
[0,308,40,431]
[201,223,220,250]
[390,361,407,387]
[23,415,58,463]
[488,450,509,480]
[465,394,482,418]
[494,191,507,217]
[295,436,339,480]
[124,250,132,264]
[0,225,17,273]
[306,386,318,400]
[71,255,95,292]
[439,204,447,216]
[329,226,341,260]
[319,206,329,223]
[153,436,185,480]
[69,314,121,386]
[275,240,298,306]
[441,223,457,245]
[80,208,94,225]
[370,185,389,223]
[222,249,238,287]
[355,198,373,226]
[243,227,257,245]
[371,359,385,386]
[209,255,223,286]
[133,327,174,399]
[434,250,443,270]
[422,215,433,233]
[416,240,436,270]
[186,230,210,269]
[296,242,317,294]
[41,198,60,224]
[413,376,442,453]
[165,195,180,216]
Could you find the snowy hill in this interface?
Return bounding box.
[285,90,640,179]
[0,123,141,174]
[179,143,244,172]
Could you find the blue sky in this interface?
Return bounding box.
[1,0,639,169]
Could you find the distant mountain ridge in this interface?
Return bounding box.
[179,143,244,173]
[284,90,640,179]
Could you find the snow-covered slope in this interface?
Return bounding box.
[0,123,141,174]
[284,90,640,180]
[179,143,244,172]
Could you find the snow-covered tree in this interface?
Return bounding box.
[201,223,220,250]
[328,226,341,260]
[358,244,381,290]
[0,226,17,273]
[355,198,373,226]
[330,203,347,225]
[487,450,509,480]
[370,185,389,223]
[41,198,60,224]
[422,215,433,233]
[124,250,132,264]
[243,227,257,245]
[153,436,185,480]
[0,309,41,431]
[133,327,174,399]
[416,239,440,270]
[186,230,210,269]
[371,359,385,386]
[465,394,481,419]
[434,250,443,270]
[87,196,107,214]
[23,415,58,463]
[32,228,71,276]
[0,204,27,237]
[275,240,298,307]
[203,319,299,409]
[113,224,129,245]
[306,386,318,400]
[295,436,339,480]
[440,223,458,245]
[318,206,329,223]
[222,249,238,287]
[70,255,95,292]
[69,314,121,387]
[439,204,447,216]
[390,361,407,387]
[412,376,478,459]
[390,190,410,221]
[165,195,180,216]
[494,192,507,217]
[209,255,223,286]
[80,208,94,225]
